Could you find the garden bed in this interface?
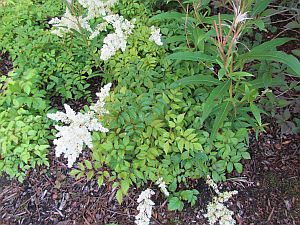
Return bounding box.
[0,0,300,224]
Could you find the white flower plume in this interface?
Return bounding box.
[204,176,238,225]
[155,177,169,197]
[149,26,163,46]
[48,8,92,37]
[100,14,135,61]
[47,83,112,167]
[78,0,118,20]
[49,0,118,38]
[135,188,155,225]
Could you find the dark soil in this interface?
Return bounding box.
[0,52,13,76]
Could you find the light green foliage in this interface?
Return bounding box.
[0,107,50,182]
[0,0,97,100]
[0,69,51,180]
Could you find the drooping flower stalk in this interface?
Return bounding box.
[135,188,155,225]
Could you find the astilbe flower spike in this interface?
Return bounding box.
[149,26,163,46]
[47,83,112,167]
[135,188,155,225]
[204,176,238,225]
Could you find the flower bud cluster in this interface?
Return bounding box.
[155,177,169,197]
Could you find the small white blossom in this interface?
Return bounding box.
[149,26,163,46]
[47,83,112,167]
[232,1,250,29]
[135,188,155,225]
[155,177,169,197]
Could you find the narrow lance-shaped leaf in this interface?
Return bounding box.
[167,52,215,62]
[210,100,232,142]
[201,80,230,125]
[245,38,294,52]
[250,103,262,126]
[252,0,273,16]
[172,74,222,87]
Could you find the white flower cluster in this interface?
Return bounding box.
[90,82,112,115]
[78,0,118,20]
[204,176,238,225]
[155,177,169,197]
[100,14,135,61]
[135,188,155,225]
[49,0,117,38]
[49,8,92,37]
[47,83,112,167]
[89,22,108,39]
[149,26,163,46]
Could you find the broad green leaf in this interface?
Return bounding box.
[252,0,272,16]
[116,189,123,204]
[227,162,233,173]
[177,113,185,123]
[97,175,104,186]
[250,103,262,126]
[69,169,80,177]
[201,80,230,124]
[167,52,215,62]
[85,160,93,170]
[241,152,251,160]
[211,100,232,142]
[168,197,184,211]
[234,163,243,173]
[87,171,94,181]
[174,75,222,87]
[163,142,170,155]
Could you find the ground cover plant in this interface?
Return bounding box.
[0,0,299,224]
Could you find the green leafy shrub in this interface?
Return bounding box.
[0,107,50,182]
[0,69,51,181]
[67,3,251,205]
